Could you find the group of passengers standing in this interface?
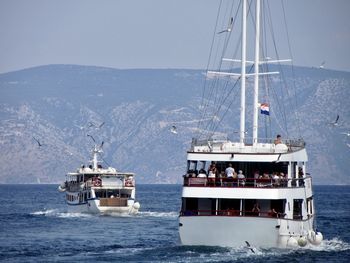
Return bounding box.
[187,161,292,188]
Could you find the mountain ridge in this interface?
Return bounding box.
[0,64,349,184]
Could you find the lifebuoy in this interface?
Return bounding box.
[93,179,101,187]
[125,179,134,187]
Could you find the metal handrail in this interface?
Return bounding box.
[183,176,309,188]
[190,137,305,150]
[180,209,286,218]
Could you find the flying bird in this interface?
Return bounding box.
[319,61,326,69]
[340,132,350,137]
[33,136,43,147]
[170,125,178,134]
[329,115,339,126]
[88,121,105,129]
[245,241,255,253]
[74,124,85,130]
[218,17,233,34]
[87,134,96,143]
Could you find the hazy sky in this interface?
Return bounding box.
[0,0,349,73]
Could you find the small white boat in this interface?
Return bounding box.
[179,0,322,248]
[59,143,140,215]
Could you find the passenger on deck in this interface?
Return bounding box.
[197,168,207,178]
[298,167,304,177]
[208,162,217,185]
[298,167,305,186]
[237,170,245,186]
[208,162,217,177]
[253,170,260,179]
[273,172,280,186]
[264,172,270,179]
[268,208,278,218]
[225,163,235,179]
[252,203,261,216]
[274,134,282,144]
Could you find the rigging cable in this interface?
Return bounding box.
[281,0,302,138]
[196,0,223,138]
[265,1,289,136]
[198,0,242,139]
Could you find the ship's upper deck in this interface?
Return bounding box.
[189,137,305,154]
[187,137,308,163]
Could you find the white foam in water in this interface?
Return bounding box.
[138,211,178,218]
[305,238,350,252]
[31,209,93,218]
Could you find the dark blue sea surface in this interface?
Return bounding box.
[0,184,349,262]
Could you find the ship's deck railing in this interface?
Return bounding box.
[183,176,308,188]
[180,209,286,218]
[190,137,305,152]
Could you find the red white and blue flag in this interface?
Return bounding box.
[260,103,270,115]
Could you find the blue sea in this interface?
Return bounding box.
[0,184,349,262]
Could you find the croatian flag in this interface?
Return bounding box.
[260,103,270,115]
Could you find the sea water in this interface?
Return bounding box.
[0,184,349,262]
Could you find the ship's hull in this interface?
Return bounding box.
[179,215,314,248]
[66,199,140,215]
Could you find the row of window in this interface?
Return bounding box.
[181,197,313,220]
[66,191,92,202]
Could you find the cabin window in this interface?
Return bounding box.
[293,199,303,220]
[196,198,213,215]
[219,199,240,215]
[187,161,198,172]
[182,198,286,218]
[182,198,198,215]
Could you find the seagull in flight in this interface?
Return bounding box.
[33,136,43,147]
[97,122,105,128]
[87,134,96,143]
[329,115,339,126]
[319,61,326,69]
[218,17,233,34]
[88,121,105,129]
[74,124,85,130]
[341,132,350,137]
[245,241,255,253]
[170,125,178,134]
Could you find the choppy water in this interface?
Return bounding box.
[0,184,349,262]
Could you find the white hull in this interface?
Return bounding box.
[67,199,140,215]
[179,216,314,248]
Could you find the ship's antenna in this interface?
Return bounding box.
[86,134,102,170]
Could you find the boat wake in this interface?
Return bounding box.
[137,211,178,218]
[304,238,350,252]
[31,209,93,218]
[165,238,350,263]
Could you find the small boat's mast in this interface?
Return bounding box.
[253,0,261,146]
[240,0,247,146]
[92,146,99,170]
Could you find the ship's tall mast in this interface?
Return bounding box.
[253,0,261,146]
[240,0,247,146]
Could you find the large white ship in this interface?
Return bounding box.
[59,140,140,215]
[179,0,323,248]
